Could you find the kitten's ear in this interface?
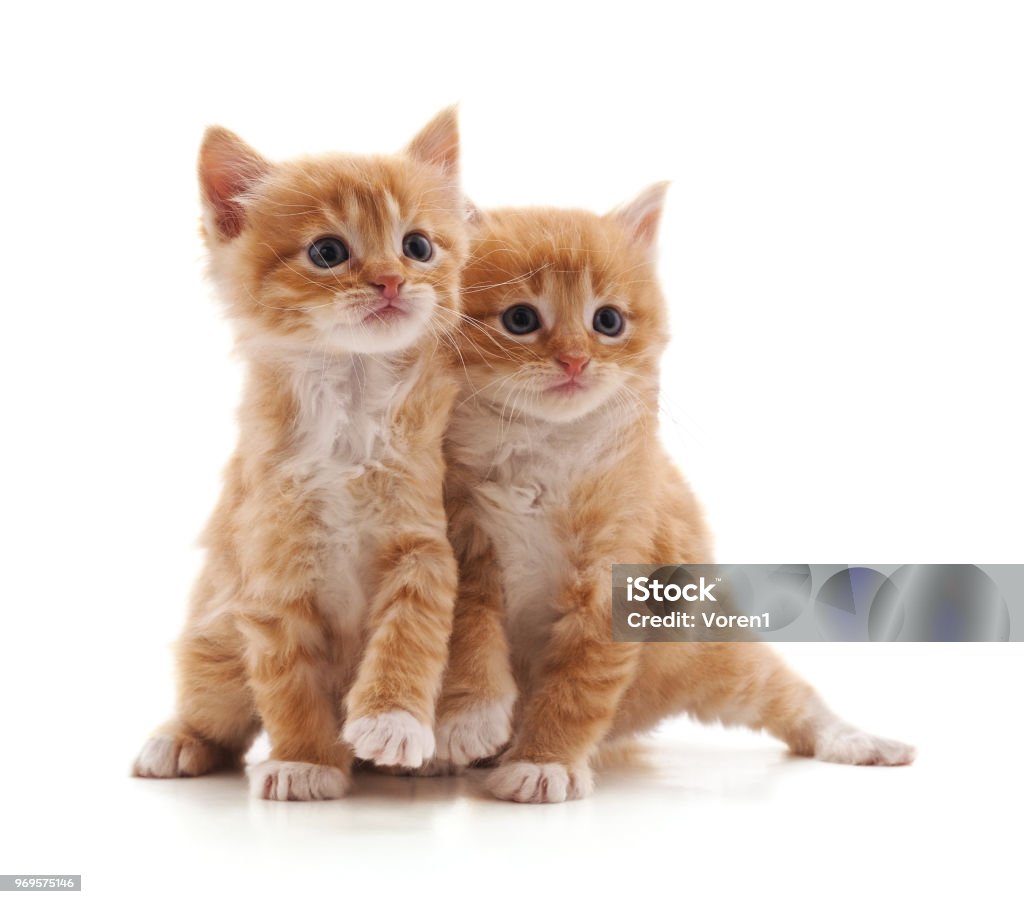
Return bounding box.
[406,106,460,183]
[464,196,484,227]
[199,127,271,240]
[608,181,670,254]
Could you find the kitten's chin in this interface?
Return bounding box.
[322,308,432,355]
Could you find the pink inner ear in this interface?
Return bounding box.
[612,182,669,250]
[201,163,251,239]
[633,207,661,245]
[207,187,246,239]
[200,135,267,240]
[407,107,460,179]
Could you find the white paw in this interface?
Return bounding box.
[342,710,435,768]
[133,736,180,777]
[486,760,594,804]
[816,723,916,766]
[435,696,514,767]
[247,760,351,801]
[133,735,221,778]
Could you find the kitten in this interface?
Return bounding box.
[433,187,915,802]
[133,110,468,800]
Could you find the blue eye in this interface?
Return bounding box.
[308,237,349,268]
[403,232,434,262]
[501,304,541,335]
[593,305,624,337]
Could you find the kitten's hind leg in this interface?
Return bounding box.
[133,625,259,779]
[610,643,915,766]
[133,722,241,778]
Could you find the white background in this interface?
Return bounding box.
[1,2,1021,901]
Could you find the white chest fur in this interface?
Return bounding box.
[282,354,419,636]
[448,401,626,649]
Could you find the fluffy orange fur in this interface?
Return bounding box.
[434,189,915,802]
[133,110,469,800]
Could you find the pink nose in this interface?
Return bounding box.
[372,275,405,300]
[557,354,590,377]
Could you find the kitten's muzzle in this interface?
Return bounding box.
[363,297,409,324]
[547,375,588,395]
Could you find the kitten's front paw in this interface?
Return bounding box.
[343,710,435,768]
[132,734,227,778]
[435,696,514,768]
[247,760,351,801]
[815,723,916,766]
[486,760,594,804]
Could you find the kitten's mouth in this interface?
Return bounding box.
[547,377,587,395]
[363,299,408,325]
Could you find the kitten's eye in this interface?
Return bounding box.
[593,305,625,337]
[402,232,434,262]
[501,304,542,335]
[308,237,350,269]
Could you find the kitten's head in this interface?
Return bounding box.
[457,186,670,423]
[199,108,467,356]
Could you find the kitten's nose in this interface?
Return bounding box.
[372,274,405,300]
[556,354,590,377]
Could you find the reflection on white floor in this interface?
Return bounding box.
[2,645,1019,902]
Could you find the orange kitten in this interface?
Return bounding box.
[133,110,468,800]
[435,188,915,802]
